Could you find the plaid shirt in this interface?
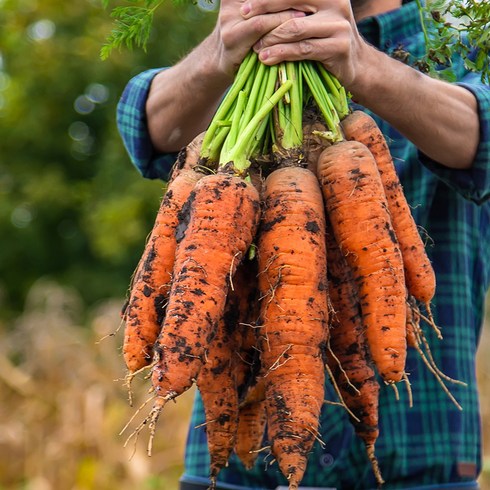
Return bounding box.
[117,1,490,488]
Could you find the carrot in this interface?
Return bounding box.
[150,173,260,409]
[235,377,267,470]
[257,166,328,489]
[226,259,260,394]
[122,135,205,374]
[341,111,436,307]
[167,131,206,182]
[196,282,241,486]
[317,140,407,384]
[196,258,261,485]
[325,221,383,486]
[302,112,329,174]
[229,263,266,471]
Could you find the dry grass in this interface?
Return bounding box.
[0,279,488,490]
[0,279,194,490]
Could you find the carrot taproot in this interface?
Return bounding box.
[150,173,260,410]
[257,166,328,489]
[325,220,383,486]
[229,263,266,471]
[317,140,407,384]
[235,377,267,470]
[122,135,205,374]
[196,282,242,486]
[196,258,261,485]
[341,111,436,306]
[168,132,206,182]
[227,259,260,398]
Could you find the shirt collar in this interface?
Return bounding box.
[357,1,422,49]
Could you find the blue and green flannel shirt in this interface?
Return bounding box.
[117,1,490,488]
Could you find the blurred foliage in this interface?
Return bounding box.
[0,0,216,319]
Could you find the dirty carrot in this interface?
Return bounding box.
[150,173,260,409]
[197,258,261,485]
[317,140,407,384]
[325,220,383,486]
[122,135,205,375]
[196,281,241,486]
[235,377,267,470]
[257,166,328,489]
[341,111,436,307]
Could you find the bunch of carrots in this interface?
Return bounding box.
[119,52,463,490]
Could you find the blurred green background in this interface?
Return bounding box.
[0,1,488,489]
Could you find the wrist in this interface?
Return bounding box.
[189,29,236,90]
[345,43,388,105]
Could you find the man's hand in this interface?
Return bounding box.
[215,0,306,78]
[240,0,366,88]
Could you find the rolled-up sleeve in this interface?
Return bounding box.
[419,71,490,205]
[117,68,178,181]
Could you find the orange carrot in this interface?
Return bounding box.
[257,166,328,489]
[196,286,241,486]
[150,173,260,409]
[196,259,260,484]
[235,377,267,470]
[341,111,436,306]
[317,140,407,384]
[325,221,383,486]
[167,132,206,182]
[122,136,205,374]
[230,263,266,471]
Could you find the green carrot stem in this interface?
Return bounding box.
[277,96,287,135]
[414,0,431,51]
[241,61,267,130]
[208,126,231,163]
[302,62,342,140]
[200,51,258,158]
[247,65,279,156]
[283,61,302,149]
[220,79,293,171]
[248,115,271,157]
[227,90,248,151]
[278,63,291,104]
[316,63,349,118]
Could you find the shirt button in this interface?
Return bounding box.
[319,452,334,467]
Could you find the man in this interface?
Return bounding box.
[117,0,490,488]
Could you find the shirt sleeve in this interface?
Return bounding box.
[418,71,490,205]
[116,68,178,181]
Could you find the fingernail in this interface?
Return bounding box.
[253,40,262,51]
[293,10,305,17]
[240,2,250,15]
[259,49,269,61]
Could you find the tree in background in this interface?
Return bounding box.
[0,0,216,318]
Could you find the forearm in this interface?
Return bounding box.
[349,45,480,170]
[146,31,233,153]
